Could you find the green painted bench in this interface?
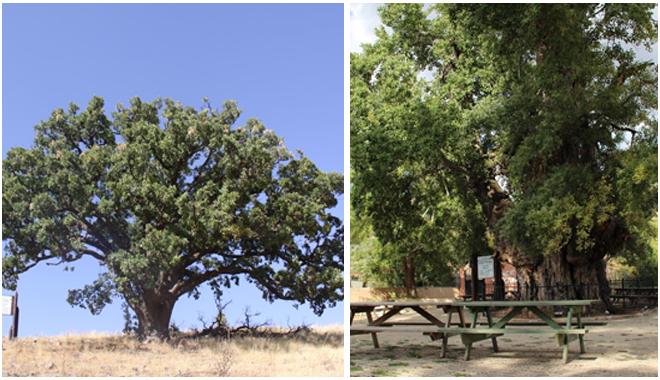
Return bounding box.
[450,300,598,363]
[351,300,602,364]
[429,326,587,345]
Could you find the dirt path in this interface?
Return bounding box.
[350,307,658,377]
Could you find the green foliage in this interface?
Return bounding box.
[351,3,658,281]
[616,217,658,282]
[499,168,616,257]
[121,301,139,335]
[3,96,343,321]
[66,272,117,315]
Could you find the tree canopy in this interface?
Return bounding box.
[351,4,657,301]
[3,96,344,339]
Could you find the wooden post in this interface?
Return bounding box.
[494,256,504,301]
[480,279,486,301]
[471,254,479,301]
[12,293,19,339]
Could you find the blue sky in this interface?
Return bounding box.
[2,3,344,337]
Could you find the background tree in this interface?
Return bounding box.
[3,96,344,340]
[351,4,657,308]
[350,44,489,294]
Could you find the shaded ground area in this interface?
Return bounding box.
[350,307,657,377]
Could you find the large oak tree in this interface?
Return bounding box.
[351,4,657,307]
[3,96,344,339]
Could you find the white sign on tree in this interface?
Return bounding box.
[477,256,495,279]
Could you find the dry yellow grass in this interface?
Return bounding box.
[2,325,343,377]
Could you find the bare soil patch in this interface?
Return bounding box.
[350,307,658,377]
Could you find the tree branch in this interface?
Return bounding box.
[170,266,250,298]
[437,149,470,176]
[58,206,115,253]
[609,122,638,139]
[257,279,298,301]
[183,150,215,195]
[81,249,107,262]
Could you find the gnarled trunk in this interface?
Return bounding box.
[497,216,626,311]
[129,291,176,341]
[500,248,609,303]
[469,173,622,312]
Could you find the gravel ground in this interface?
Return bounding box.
[350,306,658,377]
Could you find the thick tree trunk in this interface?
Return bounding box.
[468,172,622,312]
[502,250,596,300]
[130,292,176,341]
[496,217,626,312]
[403,255,417,298]
[500,249,615,311]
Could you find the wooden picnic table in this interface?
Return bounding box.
[350,301,466,356]
[451,300,597,363]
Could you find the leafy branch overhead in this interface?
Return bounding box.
[3,96,344,339]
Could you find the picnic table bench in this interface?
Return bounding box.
[351,299,603,364]
[350,301,466,356]
[610,286,658,306]
[443,300,598,363]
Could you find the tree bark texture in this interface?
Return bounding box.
[129,291,176,341]
[403,255,417,298]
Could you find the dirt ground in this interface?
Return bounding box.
[350,306,658,377]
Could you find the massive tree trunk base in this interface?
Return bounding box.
[501,249,616,313]
[132,297,176,342]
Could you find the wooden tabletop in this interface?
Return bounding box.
[350,301,455,308]
[452,300,598,307]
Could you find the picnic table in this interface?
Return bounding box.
[449,300,597,363]
[350,301,466,356]
[610,286,658,306]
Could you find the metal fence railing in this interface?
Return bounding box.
[463,279,657,308]
[608,279,658,308]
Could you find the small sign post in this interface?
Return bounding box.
[477,256,495,279]
[2,296,13,316]
[2,293,19,339]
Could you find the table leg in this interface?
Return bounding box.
[366,312,380,348]
[576,309,585,354]
[411,305,447,327]
[370,307,404,326]
[458,307,467,327]
[441,309,453,358]
[465,308,479,361]
[562,307,572,364]
[486,309,499,353]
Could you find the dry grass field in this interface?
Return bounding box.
[2,325,343,377]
